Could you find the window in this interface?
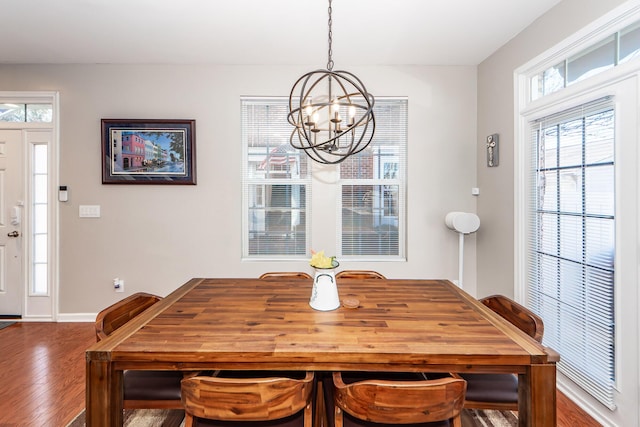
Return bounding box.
[530,21,640,101]
[242,97,407,260]
[527,98,615,409]
[0,103,52,122]
[339,98,407,258]
[242,98,310,258]
[32,143,49,295]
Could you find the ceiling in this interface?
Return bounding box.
[1,0,562,66]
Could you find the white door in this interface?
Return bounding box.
[0,130,23,316]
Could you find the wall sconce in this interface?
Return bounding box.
[487,134,499,167]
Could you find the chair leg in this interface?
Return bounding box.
[304,401,312,427]
[184,414,194,427]
[314,379,325,427]
[335,407,343,427]
[452,414,462,427]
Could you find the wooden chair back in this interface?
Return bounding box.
[259,272,313,280]
[451,295,546,411]
[181,372,315,427]
[95,292,185,410]
[332,372,466,427]
[480,295,544,342]
[95,292,161,341]
[335,270,386,280]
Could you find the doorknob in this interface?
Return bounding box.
[7,231,19,237]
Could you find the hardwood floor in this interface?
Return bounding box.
[0,322,95,427]
[0,322,601,427]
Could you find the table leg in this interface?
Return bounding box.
[518,363,557,426]
[86,358,123,426]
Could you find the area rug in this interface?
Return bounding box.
[0,321,16,330]
[462,409,518,426]
[66,409,185,427]
[66,408,517,426]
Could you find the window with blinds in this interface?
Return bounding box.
[242,96,407,260]
[241,98,311,258]
[339,98,407,258]
[527,97,616,409]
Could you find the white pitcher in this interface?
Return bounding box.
[309,267,340,311]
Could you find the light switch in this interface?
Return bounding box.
[79,205,101,218]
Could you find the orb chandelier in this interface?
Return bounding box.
[287,0,375,165]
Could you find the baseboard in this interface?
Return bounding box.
[57,313,97,322]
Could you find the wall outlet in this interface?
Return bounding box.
[113,278,124,293]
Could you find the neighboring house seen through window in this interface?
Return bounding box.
[242,97,407,260]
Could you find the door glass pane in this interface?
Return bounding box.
[539,212,558,255]
[32,144,49,296]
[539,170,558,212]
[558,119,583,167]
[585,110,614,164]
[34,204,48,234]
[34,144,48,173]
[585,165,614,216]
[541,127,558,169]
[559,168,582,213]
[33,264,48,295]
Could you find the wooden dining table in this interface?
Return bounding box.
[85,277,557,426]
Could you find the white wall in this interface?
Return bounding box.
[475,0,628,298]
[0,63,478,314]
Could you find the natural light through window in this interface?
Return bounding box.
[241,97,407,260]
[32,144,48,295]
[0,103,52,122]
[530,21,640,100]
[527,99,615,409]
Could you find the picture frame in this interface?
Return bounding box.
[101,119,196,184]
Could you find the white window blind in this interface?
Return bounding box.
[527,97,616,409]
[241,98,311,258]
[339,98,407,258]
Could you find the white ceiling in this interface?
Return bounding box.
[1,0,562,66]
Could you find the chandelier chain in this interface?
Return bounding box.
[327,0,334,71]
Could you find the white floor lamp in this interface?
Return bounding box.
[445,212,480,290]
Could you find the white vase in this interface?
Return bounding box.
[309,265,340,311]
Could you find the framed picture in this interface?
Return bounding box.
[101,119,196,184]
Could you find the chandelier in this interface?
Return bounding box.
[287,0,375,165]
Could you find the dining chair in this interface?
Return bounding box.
[181,371,315,427]
[95,292,185,409]
[451,294,545,411]
[259,271,313,280]
[335,270,386,280]
[325,371,466,427]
